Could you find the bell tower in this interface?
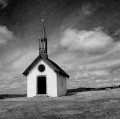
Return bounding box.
[39,11,48,58]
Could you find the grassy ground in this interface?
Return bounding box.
[0,89,120,119]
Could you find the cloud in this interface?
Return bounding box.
[0,0,8,8]
[0,62,2,69]
[0,48,37,82]
[11,49,37,73]
[113,29,120,37]
[81,2,100,16]
[0,48,37,93]
[82,3,94,15]
[60,27,114,55]
[0,26,14,45]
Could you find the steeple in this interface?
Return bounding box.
[39,11,48,58]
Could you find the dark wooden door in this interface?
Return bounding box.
[37,76,46,94]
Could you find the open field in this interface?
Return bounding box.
[0,89,120,119]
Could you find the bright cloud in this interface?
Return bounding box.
[0,26,14,45]
[60,27,114,55]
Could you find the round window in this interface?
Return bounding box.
[38,64,45,72]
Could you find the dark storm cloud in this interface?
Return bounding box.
[0,0,8,8]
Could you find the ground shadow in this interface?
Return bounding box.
[67,87,97,96]
[67,85,120,96]
[0,94,27,99]
[0,85,120,98]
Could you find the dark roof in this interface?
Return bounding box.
[22,55,70,78]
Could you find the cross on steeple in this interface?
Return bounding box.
[39,11,48,58]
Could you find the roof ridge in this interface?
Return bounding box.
[23,55,70,78]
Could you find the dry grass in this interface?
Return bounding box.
[0,89,120,119]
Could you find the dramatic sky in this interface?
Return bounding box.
[0,0,120,93]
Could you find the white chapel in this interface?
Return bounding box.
[22,17,70,97]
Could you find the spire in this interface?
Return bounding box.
[39,11,48,58]
[41,11,47,38]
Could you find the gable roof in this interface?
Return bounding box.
[22,55,70,78]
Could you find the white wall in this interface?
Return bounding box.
[27,60,57,97]
[57,74,67,96]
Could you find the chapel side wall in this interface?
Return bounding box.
[57,74,67,96]
[27,60,57,97]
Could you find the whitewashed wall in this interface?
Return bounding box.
[57,74,67,96]
[27,60,57,97]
